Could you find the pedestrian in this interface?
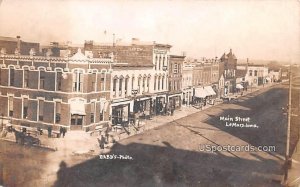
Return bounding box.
[98,135,105,149]
[59,126,63,138]
[62,127,66,138]
[47,125,52,138]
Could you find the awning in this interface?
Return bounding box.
[69,99,86,115]
[111,100,131,107]
[137,96,151,101]
[236,84,244,89]
[204,86,216,96]
[194,87,207,98]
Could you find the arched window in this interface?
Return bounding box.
[73,69,84,92]
[9,66,15,86]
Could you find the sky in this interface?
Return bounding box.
[0,0,299,63]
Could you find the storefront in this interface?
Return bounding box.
[168,93,182,109]
[134,96,152,119]
[111,99,131,126]
[69,98,86,130]
[182,88,193,106]
[193,87,207,107]
[154,95,167,115]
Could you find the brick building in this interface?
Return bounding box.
[220,49,238,95]
[0,36,40,56]
[182,63,194,106]
[168,55,185,109]
[85,39,172,125]
[0,48,112,132]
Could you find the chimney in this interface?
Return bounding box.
[16,36,21,52]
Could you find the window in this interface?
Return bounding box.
[92,72,96,92]
[9,67,15,86]
[38,100,44,121]
[131,77,135,90]
[138,77,141,93]
[158,76,161,90]
[23,98,28,119]
[73,70,83,92]
[249,70,253,76]
[8,96,13,117]
[142,77,146,92]
[23,68,29,88]
[162,76,164,90]
[159,57,161,70]
[154,76,157,90]
[55,102,61,123]
[113,78,117,96]
[39,69,45,89]
[56,71,62,91]
[100,73,105,91]
[90,102,95,123]
[155,56,158,70]
[119,78,123,96]
[173,63,178,74]
[147,77,150,92]
[254,70,258,76]
[125,77,128,95]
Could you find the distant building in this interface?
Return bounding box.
[219,49,237,95]
[182,64,194,106]
[0,36,40,56]
[168,55,185,109]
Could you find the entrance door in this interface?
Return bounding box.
[70,114,84,130]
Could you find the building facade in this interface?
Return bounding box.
[168,55,185,109]
[219,49,238,95]
[0,48,112,132]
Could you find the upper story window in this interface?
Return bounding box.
[23,97,28,119]
[162,76,164,90]
[158,76,161,90]
[90,101,95,123]
[8,96,13,117]
[147,76,150,92]
[38,99,44,121]
[125,77,128,95]
[56,70,62,91]
[91,72,97,92]
[131,76,135,90]
[155,56,158,70]
[100,73,105,91]
[9,66,15,86]
[173,63,178,74]
[159,56,161,70]
[254,70,258,76]
[73,69,84,92]
[154,76,157,90]
[113,77,117,96]
[119,77,123,96]
[23,68,29,88]
[55,101,61,123]
[249,70,253,76]
[138,76,141,93]
[142,76,146,92]
[39,69,45,89]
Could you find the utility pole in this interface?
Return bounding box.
[284,64,292,183]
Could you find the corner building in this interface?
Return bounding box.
[0,49,112,131]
